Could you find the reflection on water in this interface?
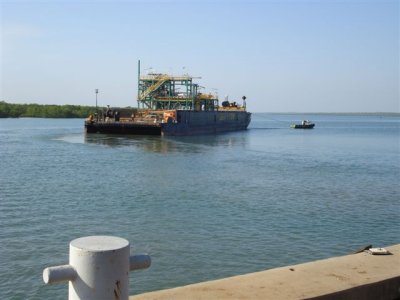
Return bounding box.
[1,116,399,299]
[53,133,85,144]
[83,132,250,153]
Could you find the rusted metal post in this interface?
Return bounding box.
[43,236,151,300]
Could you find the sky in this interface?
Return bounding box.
[0,0,399,113]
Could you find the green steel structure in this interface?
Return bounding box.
[85,61,251,135]
[137,61,218,111]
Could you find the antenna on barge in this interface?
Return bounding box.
[95,89,99,108]
[95,88,99,118]
[137,59,141,108]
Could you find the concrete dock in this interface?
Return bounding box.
[131,244,400,300]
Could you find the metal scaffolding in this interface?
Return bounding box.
[137,61,218,111]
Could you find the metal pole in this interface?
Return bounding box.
[95,89,99,108]
[95,89,99,121]
[137,60,141,109]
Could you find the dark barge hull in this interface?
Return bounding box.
[85,110,251,136]
[85,122,161,135]
[162,110,251,136]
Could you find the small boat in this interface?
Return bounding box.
[290,120,315,129]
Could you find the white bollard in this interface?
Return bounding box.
[43,236,151,300]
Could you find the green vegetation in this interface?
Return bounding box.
[0,101,96,118]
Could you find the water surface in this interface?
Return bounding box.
[0,114,399,299]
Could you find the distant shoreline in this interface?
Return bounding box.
[1,101,398,118]
[0,101,96,118]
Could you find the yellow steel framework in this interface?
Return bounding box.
[137,61,218,111]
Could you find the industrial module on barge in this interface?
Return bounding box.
[85,62,251,136]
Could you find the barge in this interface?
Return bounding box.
[85,62,251,136]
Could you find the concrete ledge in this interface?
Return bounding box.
[131,244,400,300]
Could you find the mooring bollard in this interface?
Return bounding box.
[43,236,151,300]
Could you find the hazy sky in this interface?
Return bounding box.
[1,0,399,112]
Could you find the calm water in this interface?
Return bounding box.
[1,114,399,299]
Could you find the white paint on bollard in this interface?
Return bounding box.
[69,236,130,300]
[130,254,152,271]
[43,264,77,284]
[43,235,151,300]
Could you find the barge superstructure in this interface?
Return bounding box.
[85,62,251,136]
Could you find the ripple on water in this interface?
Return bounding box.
[0,116,399,298]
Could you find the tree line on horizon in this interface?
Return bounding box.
[1,101,397,118]
[0,101,97,118]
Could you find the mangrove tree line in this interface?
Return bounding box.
[0,101,96,118]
